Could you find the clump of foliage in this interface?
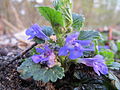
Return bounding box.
[17,0,120,89]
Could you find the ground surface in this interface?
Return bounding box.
[0,46,56,90]
[0,45,120,90]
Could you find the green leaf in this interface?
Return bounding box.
[42,26,54,36]
[30,47,38,55]
[109,62,120,70]
[73,67,107,90]
[17,58,65,82]
[33,37,45,44]
[53,0,73,27]
[37,7,65,27]
[100,50,114,65]
[116,40,120,51]
[72,13,85,31]
[73,67,117,90]
[108,71,120,90]
[78,30,102,40]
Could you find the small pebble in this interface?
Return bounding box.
[7,52,14,56]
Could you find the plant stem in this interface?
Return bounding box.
[94,39,99,55]
[0,42,38,71]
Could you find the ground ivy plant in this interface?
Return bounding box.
[17,0,120,89]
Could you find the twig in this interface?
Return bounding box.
[1,18,19,32]
[108,27,113,40]
[10,1,25,30]
[0,42,37,71]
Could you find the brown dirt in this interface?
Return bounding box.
[0,46,56,90]
[0,45,120,90]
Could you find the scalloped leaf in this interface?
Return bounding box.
[108,71,120,90]
[72,13,85,31]
[78,30,102,40]
[17,58,65,82]
[109,62,120,70]
[42,26,54,37]
[37,7,65,27]
[73,69,118,90]
[73,69,107,90]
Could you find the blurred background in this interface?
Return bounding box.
[0,0,120,47]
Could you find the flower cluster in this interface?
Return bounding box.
[26,24,57,68]
[31,45,56,68]
[17,0,114,85]
[25,24,108,76]
[59,32,94,59]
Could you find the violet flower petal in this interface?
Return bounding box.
[97,63,108,75]
[66,32,80,42]
[59,32,94,59]
[26,24,49,40]
[93,64,100,76]
[75,40,91,46]
[59,46,68,56]
[69,50,83,59]
[36,48,44,53]
[26,28,36,39]
[31,55,41,63]
[31,46,56,68]
[79,55,108,76]
[94,55,104,60]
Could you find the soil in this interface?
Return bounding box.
[0,46,55,90]
[0,45,120,90]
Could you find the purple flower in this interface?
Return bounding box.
[78,55,108,76]
[26,24,49,40]
[31,46,56,68]
[65,32,80,42]
[59,32,94,59]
